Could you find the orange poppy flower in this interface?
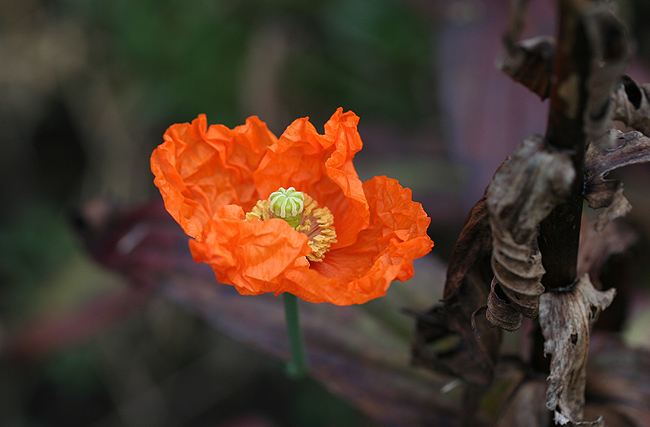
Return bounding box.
[151,108,433,305]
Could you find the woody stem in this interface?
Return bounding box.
[538,0,590,292]
[533,0,590,374]
[283,293,309,378]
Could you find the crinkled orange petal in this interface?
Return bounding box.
[189,205,312,295]
[151,114,276,241]
[276,176,434,305]
[152,111,433,305]
[253,108,369,249]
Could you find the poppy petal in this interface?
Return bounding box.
[254,108,369,248]
[151,114,276,240]
[189,205,312,295]
[279,176,433,305]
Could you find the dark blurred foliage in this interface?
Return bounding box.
[2,0,650,426]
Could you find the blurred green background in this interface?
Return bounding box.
[0,1,440,425]
[2,0,650,426]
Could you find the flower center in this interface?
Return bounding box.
[245,187,337,262]
[269,187,304,228]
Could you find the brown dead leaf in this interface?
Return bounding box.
[576,217,639,334]
[500,2,630,146]
[577,219,638,288]
[486,134,575,327]
[412,196,501,387]
[493,334,650,427]
[539,274,616,424]
[611,76,650,137]
[583,5,629,143]
[486,277,522,332]
[500,35,554,100]
[584,130,650,230]
[499,0,553,100]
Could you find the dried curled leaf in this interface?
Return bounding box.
[500,35,554,100]
[582,4,629,143]
[494,334,650,427]
[540,274,616,425]
[486,277,522,332]
[592,186,631,233]
[500,3,630,144]
[412,197,501,386]
[499,0,553,100]
[612,75,650,137]
[577,219,638,289]
[486,135,575,328]
[584,129,650,230]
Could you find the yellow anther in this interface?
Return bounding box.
[245,190,336,262]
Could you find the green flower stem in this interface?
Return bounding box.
[283,293,309,378]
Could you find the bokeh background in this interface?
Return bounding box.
[2,0,650,426]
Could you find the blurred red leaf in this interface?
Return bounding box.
[5,287,149,360]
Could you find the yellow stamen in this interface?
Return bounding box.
[245,192,336,262]
[245,200,272,221]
